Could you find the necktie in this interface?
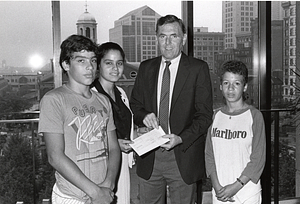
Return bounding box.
[159,61,171,134]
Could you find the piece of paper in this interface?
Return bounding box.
[129,126,169,156]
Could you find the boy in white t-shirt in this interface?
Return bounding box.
[205,60,266,204]
[38,35,120,204]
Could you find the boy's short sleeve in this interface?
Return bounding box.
[38,94,64,134]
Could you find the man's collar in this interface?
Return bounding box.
[162,53,182,64]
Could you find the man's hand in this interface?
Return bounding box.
[143,113,159,129]
[160,134,182,151]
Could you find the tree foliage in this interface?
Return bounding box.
[0,94,32,115]
[271,140,296,199]
[0,134,36,204]
[0,133,55,203]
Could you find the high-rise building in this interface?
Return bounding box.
[222,1,258,49]
[281,1,297,102]
[193,27,225,73]
[109,5,161,62]
[272,1,285,20]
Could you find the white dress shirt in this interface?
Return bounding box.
[157,53,181,133]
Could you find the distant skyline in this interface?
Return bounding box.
[0,1,222,68]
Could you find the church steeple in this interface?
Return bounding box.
[76,1,97,43]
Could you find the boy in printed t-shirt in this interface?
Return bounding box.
[205,60,266,204]
[38,34,120,204]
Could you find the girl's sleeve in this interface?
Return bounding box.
[241,108,266,183]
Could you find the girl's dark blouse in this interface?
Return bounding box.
[92,79,132,140]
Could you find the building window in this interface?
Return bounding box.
[290,18,295,26]
[285,69,289,76]
[290,8,295,16]
[285,9,289,17]
[290,28,295,36]
[86,27,90,38]
[285,49,289,56]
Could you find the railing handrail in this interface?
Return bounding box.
[0,118,39,123]
[260,108,295,112]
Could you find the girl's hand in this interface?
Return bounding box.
[118,139,133,153]
[216,182,240,202]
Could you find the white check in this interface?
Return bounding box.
[130,126,170,156]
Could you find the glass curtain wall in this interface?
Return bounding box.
[193,1,260,203]
[192,1,298,203]
[270,1,299,202]
[0,1,300,203]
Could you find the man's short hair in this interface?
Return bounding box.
[156,15,186,34]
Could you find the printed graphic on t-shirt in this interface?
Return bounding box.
[68,104,109,163]
[212,128,247,139]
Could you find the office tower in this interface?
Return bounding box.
[193,27,225,73]
[222,1,258,49]
[281,1,297,101]
[109,6,161,62]
[272,1,285,20]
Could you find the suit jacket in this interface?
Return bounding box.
[130,53,213,184]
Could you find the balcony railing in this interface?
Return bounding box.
[261,109,297,204]
[0,109,298,204]
[0,118,42,204]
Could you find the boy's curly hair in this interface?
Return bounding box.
[220,60,248,84]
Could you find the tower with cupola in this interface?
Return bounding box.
[76,3,97,43]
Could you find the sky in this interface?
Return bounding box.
[0,0,222,68]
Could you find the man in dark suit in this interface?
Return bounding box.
[130,14,213,204]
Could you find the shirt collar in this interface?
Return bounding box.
[162,53,182,65]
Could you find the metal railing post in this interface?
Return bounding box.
[274,112,280,204]
[31,121,36,204]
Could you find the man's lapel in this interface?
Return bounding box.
[171,54,190,112]
[148,57,162,114]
